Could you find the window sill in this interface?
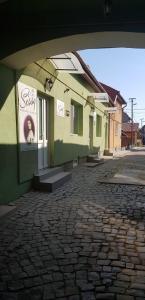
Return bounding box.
[70,133,83,137]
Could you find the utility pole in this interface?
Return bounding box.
[129,98,136,148]
[140,118,144,128]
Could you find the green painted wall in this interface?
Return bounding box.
[52,71,108,164]
[0,64,31,204]
[0,59,108,203]
[22,60,108,166]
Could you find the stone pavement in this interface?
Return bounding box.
[0,205,16,218]
[1,150,145,299]
[100,148,145,186]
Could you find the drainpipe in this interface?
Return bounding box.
[122,103,127,110]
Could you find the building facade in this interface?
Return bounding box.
[140,125,145,145]
[0,54,109,204]
[122,123,139,148]
[100,83,126,153]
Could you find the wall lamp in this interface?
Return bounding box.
[44,78,53,92]
[64,88,70,93]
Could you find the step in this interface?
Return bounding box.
[84,162,103,167]
[105,153,113,156]
[104,149,113,156]
[87,154,99,162]
[35,172,72,192]
[93,158,104,163]
[34,167,64,184]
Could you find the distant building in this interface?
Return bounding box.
[100,83,126,153]
[122,123,139,147]
[140,125,145,145]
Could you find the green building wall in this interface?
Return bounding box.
[0,59,108,204]
[0,64,31,204]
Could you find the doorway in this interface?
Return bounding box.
[38,96,49,170]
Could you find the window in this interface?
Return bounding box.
[96,114,102,137]
[71,100,83,135]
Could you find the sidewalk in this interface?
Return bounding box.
[101,148,145,185]
[1,149,145,299]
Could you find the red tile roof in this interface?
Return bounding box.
[100,82,126,105]
[122,123,139,132]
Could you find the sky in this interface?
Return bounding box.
[79,48,145,127]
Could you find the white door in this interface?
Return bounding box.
[38,96,49,170]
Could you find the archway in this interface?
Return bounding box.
[1,0,145,68]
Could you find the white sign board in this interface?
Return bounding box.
[88,93,109,103]
[56,99,64,117]
[105,107,117,113]
[18,82,37,151]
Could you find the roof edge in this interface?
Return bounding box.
[73,51,114,106]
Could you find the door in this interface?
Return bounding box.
[38,96,49,170]
[89,116,93,152]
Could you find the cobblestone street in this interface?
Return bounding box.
[1,150,145,299]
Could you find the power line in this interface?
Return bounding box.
[126,109,145,111]
[140,118,144,127]
[35,61,124,126]
[126,111,145,114]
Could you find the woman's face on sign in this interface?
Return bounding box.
[27,120,32,130]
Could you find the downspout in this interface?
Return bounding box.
[122,103,127,110]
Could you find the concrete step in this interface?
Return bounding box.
[35,172,72,192]
[84,162,104,167]
[93,158,104,163]
[34,167,64,184]
[104,149,113,156]
[87,154,99,162]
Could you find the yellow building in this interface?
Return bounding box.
[100,83,126,153]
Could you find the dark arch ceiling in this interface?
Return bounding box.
[1,0,145,65]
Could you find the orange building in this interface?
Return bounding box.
[100,83,126,152]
